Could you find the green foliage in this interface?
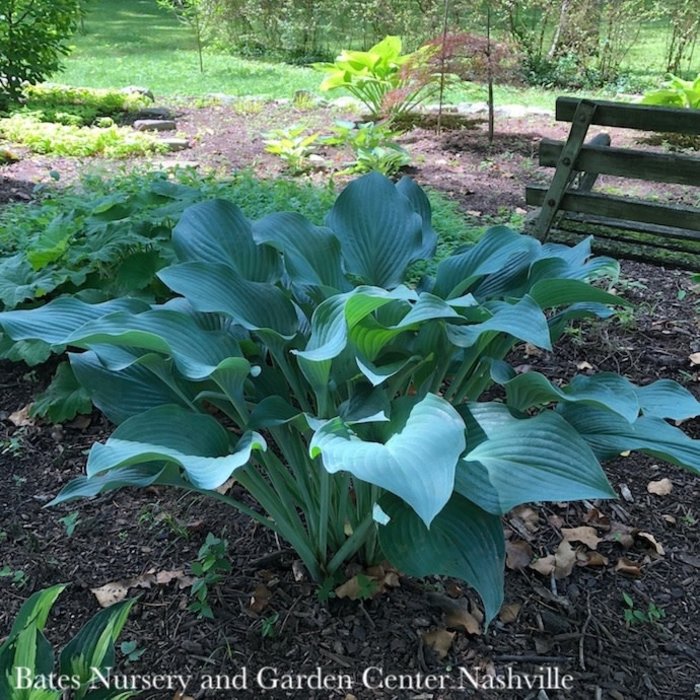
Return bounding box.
[263,125,322,174]
[4,173,699,623]
[622,592,666,627]
[313,36,439,118]
[642,73,700,108]
[0,585,135,699]
[324,120,411,175]
[189,534,231,618]
[0,0,83,109]
[0,114,165,158]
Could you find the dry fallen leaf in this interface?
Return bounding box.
[511,505,540,533]
[524,343,543,357]
[529,554,556,576]
[215,477,236,495]
[615,557,642,577]
[647,478,673,496]
[498,602,521,624]
[689,351,700,366]
[605,521,636,548]
[576,360,594,371]
[173,693,195,700]
[422,629,455,660]
[8,405,34,427]
[637,531,665,556]
[583,507,610,530]
[561,526,601,550]
[506,540,533,570]
[619,482,634,502]
[92,581,130,607]
[577,550,609,568]
[445,605,481,635]
[530,540,576,579]
[249,583,272,613]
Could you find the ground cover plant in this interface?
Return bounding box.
[1,173,698,628]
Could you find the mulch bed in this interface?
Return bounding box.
[1,102,699,700]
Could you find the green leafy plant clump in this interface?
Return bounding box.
[0,585,135,699]
[2,173,699,623]
[641,73,700,109]
[313,35,439,119]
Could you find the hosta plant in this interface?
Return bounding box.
[2,173,699,623]
[313,36,438,119]
[641,73,700,109]
[0,585,134,699]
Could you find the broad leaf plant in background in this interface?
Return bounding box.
[1,173,698,623]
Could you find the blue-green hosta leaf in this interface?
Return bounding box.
[310,393,465,526]
[395,176,437,258]
[634,379,700,421]
[0,253,69,308]
[356,354,420,387]
[529,277,625,309]
[65,309,242,380]
[338,384,390,423]
[433,227,540,299]
[325,172,424,288]
[50,463,167,505]
[0,336,54,365]
[71,351,193,424]
[446,295,552,350]
[378,492,505,625]
[558,404,700,474]
[172,199,281,282]
[455,403,615,515]
[494,369,640,422]
[31,361,92,423]
[87,405,267,490]
[158,262,298,337]
[0,297,150,345]
[252,212,347,291]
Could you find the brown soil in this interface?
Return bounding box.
[1,102,699,700]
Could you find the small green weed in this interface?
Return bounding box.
[120,640,146,663]
[0,565,28,588]
[59,511,81,537]
[261,612,280,638]
[189,533,231,619]
[622,592,666,627]
[263,125,322,174]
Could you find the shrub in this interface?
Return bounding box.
[0,584,134,698]
[0,0,83,109]
[2,173,698,623]
[313,36,439,119]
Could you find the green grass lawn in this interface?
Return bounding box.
[54,0,700,108]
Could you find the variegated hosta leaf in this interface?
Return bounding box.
[87,405,267,490]
[378,492,505,624]
[310,393,465,526]
[455,403,615,515]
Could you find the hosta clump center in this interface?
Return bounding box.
[2,172,699,623]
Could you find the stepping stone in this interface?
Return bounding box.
[134,119,177,132]
[136,107,173,120]
[160,137,190,152]
[157,159,200,169]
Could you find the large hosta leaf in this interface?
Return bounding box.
[159,262,298,337]
[87,405,267,490]
[71,351,193,424]
[559,404,700,474]
[395,176,437,259]
[325,172,424,288]
[172,199,281,282]
[378,492,505,624]
[252,212,347,291]
[65,309,243,380]
[455,403,615,515]
[310,393,465,526]
[634,379,700,421]
[0,297,150,345]
[446,295,552,350]
[492,367,640,422]
[433,227,539,299]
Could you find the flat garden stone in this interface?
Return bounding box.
[160,137,190,151]
[133,119,177,132]
[136,107,173,120]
